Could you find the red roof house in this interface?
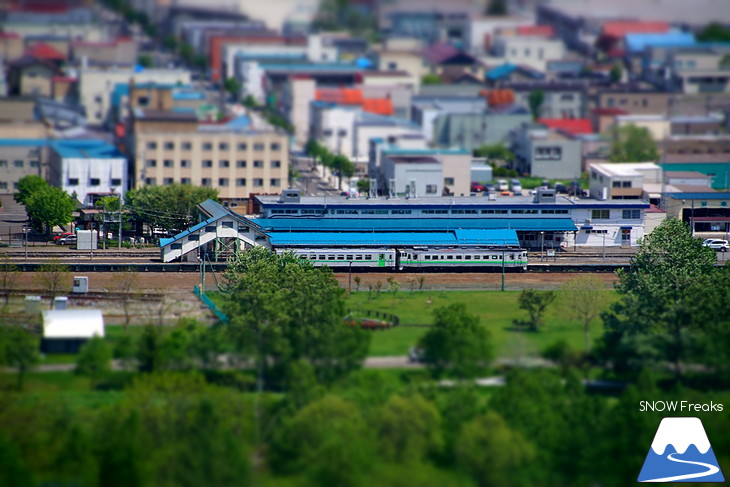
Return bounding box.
[538,118,594,135]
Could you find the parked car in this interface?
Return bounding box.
[554,183,568,194]
[471,181,485,193]
[56,234,77,245]
[702,239,729,252]
[510,179,522,194]
[495,179,508,191]
[52,232,73,242]
[484,183,495,192]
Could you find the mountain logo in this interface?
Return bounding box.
[638,417,725,483]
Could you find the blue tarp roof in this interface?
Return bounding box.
[0,139,48,146]
[626,31,696,52]
[268,229,520,247]
[50,140,123,158]
[254,218,578,233]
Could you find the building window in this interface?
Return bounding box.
[30,160,40,168]
[612,181,621,188]
[147,142,157,150]
[146,160,156,167]
[217,178,228,186]
[271,142,281,151]
[181,177,191,184]
[426,184,437,194]
[0,160,6,167]
[622,209,640,219]
[444,177,455,186]
[181,142,192,150]
[89,178,100,186]
[238,143,247,150]
[236,178,246,186]
[111,178,121,186]
[236,160,246,168]
[163,177,174,185]
[271,160,281,168]
[535,146,562,160]
[0,182,6,190]
[202,142,213,151]
[218,160,229,168]
[253,160,264,168]
[164,142,174,150]
[202,160,213,168]
[219,143,229,151]
[201,178,211,186]
[145,178,155,186]
[164,160,173,167]
[560,94,574,101]
[253,178,264,187]
[253,143,265,151]
[270,178,280,186]
[622,181,631,188]
[68,178,79,185]
[14,160,23,168]
[181,160,190,168]
[137,96,149,107]
[592,209,610,220]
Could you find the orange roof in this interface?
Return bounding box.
[538,118,593,135]
[25,42,65,61]
[362,98,393,116]
[516,25,555,37]
[602,21,669,38]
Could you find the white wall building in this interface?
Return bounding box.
[49,140,128,206]
[491,35,566,72]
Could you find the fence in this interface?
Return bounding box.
[194,285,228,322]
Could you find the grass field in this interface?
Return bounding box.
[347,290,614,357]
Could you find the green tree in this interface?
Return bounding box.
[473,142,515,163]
[179,42,194,65]
[223,77,241,98]
[609,124,660,162]
[270,395,373,486]
[514,289,556,331]
[559,275,611,351]
[242,94,258,108]
[609,63,622,84]
[696,22,730,42]
[35,259,71,309]
[527,89,544,120]
[455,412,534,487]
[137,54,153,68]
[421,73,443,85]
[331,154,356,190]
[13,174,47,205]
[162,35,178,51]
[24,186,76,235]
[135,325,167,373]
[125,184,218,233]
[0,326,39,390]
[356,178,369,194]
[376,394,443,464]
[75,336,112,388]
[599,218,717,378]
[222,247,370,388]
[418,303,494,378]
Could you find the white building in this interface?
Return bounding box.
[41,309,105,354]
[589,162,662,201]
[49,140,128,206]
[491,35,565,72]
[79,67,191,126]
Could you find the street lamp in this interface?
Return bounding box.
[540,231,545,261]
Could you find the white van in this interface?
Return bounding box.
[496,179,508,191]
[510,179,522,194]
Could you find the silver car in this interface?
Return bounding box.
[702,239,729,252]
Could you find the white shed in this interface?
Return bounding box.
[41,309,105,354]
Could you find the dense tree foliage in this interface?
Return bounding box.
[419,303,494,378]
[609,124,660,162]
[75,336,112,388]
[125,184,218,233]
[222,247,370,388]
[527,89,544,120]
[514,289,556,331]
[598,218,720,378]
[24,185,77,235]
[13,175,47,205]
[559,275,611,351]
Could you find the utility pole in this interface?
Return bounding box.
[118,194,123,250]
[501,248,505,292]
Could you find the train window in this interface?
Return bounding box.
[337,255,345,260]
[492,255,499,260]
[355,255,362,260]
[413,254,417,259]
[510,254,515,260]
[456,255,462,260]
[365,255,372,260]
[465,255,471,260]
[346,255,353,260]
[328,255,335,260]
[424,255,430,260]
[447,255,453,260]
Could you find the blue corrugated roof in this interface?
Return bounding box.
[254,218,578,232]
[199,199,229,219]
[668,192,730,200]
[50,140,124,158]
[626,31,695,52]
[269,229,519,247]
[486,63,517,80]
[161,217,217,247]
[0,139,48,146]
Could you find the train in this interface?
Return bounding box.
[274,247,529,271]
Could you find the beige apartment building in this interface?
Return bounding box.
[131,110,289,209]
